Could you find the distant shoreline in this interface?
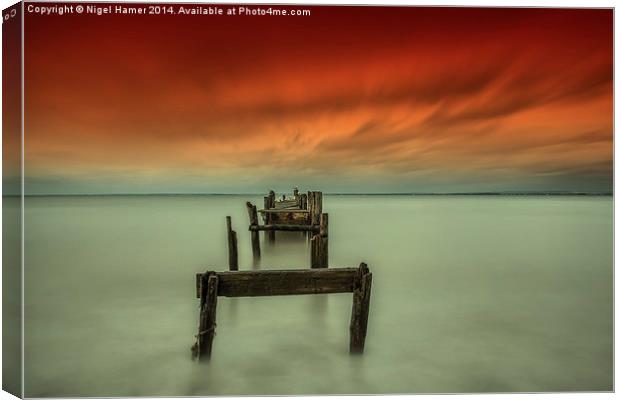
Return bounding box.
[4,192,613,197]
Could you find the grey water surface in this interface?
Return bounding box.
[22,195,612,396]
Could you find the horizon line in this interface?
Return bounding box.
[3,191,614,197]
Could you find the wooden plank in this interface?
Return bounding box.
[196,268,358,298]
[275,200,298,205]
[258,209,309,214]
[250,224,319,232]
[350,263,372,354]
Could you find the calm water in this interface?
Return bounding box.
[21,195,612,396]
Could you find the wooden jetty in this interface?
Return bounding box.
[245,189,328,268]
[257,189,321,228]
[192,262,372,361]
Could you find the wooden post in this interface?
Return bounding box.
[263,196,275,243]
[310,191,323,226]
[246,202,261,258]
[193,265,373,358]
[300,193,307,210]
[195,273,219,361]
[226,216,238,271]
[320,213,328,267]
[319,213,328,236]
[350,263,372,354]
[307,191,313,220]
[268,190,276,208]
[311,213,328,268]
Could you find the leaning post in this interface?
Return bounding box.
[194,272,219,361]
[350,263,372,354]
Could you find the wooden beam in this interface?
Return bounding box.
[196,268,357,298]
[193,264,372,358]
[250,224,319,232]
[258,209,309,214]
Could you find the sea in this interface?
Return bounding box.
[6,194,613,396]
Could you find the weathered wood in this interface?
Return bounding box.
[273,201,299,211]
[195,273,219,360]
[310,233,328,268]
[300,193,307,210]
[196,268,357,298]
[226,216,238,271]
[268,190,276,208]
[259,209,309,214]
[246,201,259,225]
[319,213,328,237]
[194,263,372,357]
[263,197,275,242]
[246,202,261,257]
[250,224,319,232]
[308,191,323,225]
[350,263,372,353]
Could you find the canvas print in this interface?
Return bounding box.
[2,2,613,397]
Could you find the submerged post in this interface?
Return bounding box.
[226,216,238,271]
[246,202,261,258]
[195,272,219,361]
[350,263,372,354]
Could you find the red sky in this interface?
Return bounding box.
[22,4,612,193]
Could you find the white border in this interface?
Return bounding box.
[0,1,615,400]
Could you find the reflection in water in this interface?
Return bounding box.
[23,195,613,396]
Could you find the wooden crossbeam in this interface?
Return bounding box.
[196,268,357,298]
[193,263,372,360]
[249,224,319,232]
[258,209,309,214]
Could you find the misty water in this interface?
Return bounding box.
[21,195,612,396]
